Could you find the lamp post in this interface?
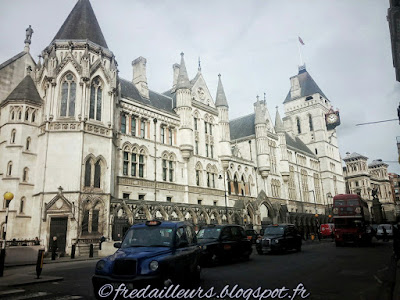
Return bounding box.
[218,172,228,223]
[327,193,333,218]
[0,192,14,277]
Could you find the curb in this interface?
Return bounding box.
[0,276,64,288]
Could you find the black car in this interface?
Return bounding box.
[256,224,302,254]
[92,221,201,299]
[197,224,252,265]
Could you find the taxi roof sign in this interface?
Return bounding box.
[146,220,161,226]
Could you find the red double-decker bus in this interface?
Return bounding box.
[332,194,372,246]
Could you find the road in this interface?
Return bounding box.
[0,240,394,300]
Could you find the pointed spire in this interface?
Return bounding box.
[215,74,229,107]
[176,52,190,90]
[52,0,108,48]
[275,106,284,133]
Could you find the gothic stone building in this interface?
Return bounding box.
[343,153,397,222]
[0,0,346,253]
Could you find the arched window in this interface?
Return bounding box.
[32,111,36,123]
[227,173,232,195]
[288,166,296,200]
[7,161,13,176]
[25,110,29,121]
[195,163,203,186]
[22,167,29,182]
[94,160,101,188]
[85,159,92,187]
[60,73,76,117]
[308,114,314,131]
[138,149,145,178]
[241,175,245,196]
[296,117,301,134]
[206,165,216,188]
[11,110,15,120]
[121,115,126,134]
[234,175,239,195]
[20,197,25,214]
[18,110,22,120]
[162,153,175,182]
[314,174,321,203]
[89,77,102,121]
[301,170,309,202]
[11,129,16,144]
[26,137,31,151]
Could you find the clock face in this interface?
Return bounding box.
[326,113,338,124]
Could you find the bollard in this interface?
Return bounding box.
[99,242,102,251]
[36,249,45,279]
[0,248,5,277]
[89,243,94,258]
[71,244,76,259]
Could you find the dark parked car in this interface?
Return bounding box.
[245,229,258,244]
[92,220,201,299]
[256,224,302,254]
[197,224,252,265]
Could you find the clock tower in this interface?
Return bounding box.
[282,65,346,200]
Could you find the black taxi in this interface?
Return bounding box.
[256,224,302,254]
[92,221,201,298]
[197,224,252,265]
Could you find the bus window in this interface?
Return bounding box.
[334,200,346,206]
[347,199,359,206]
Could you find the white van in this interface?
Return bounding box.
[376,224,393,239]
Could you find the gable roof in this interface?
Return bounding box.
[0,52,27,71]
[284,133,315,156]
[52,0,108,48]
[120,78,175,114]
[2,75,42,106]
[229,114,255,140]
[283,68,328,104]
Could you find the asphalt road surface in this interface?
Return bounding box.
[0,240,394,300]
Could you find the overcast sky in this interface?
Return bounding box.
[0,0,399,174]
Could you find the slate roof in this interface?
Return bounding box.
[52,0,108,48]
[229,114,255,140]
[162,89,177,108]
[284,133,315,156]
[120,78,175,114]
[343,152,368,161]
[229,112,315,156]
[3,75,42,105]
[368,159,388,168]
[283,68,328,104]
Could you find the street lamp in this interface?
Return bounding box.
[0,191,14,277]
[218,172,228,223]
[327,193,333,218]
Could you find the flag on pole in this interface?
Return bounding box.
[298,36,305,45]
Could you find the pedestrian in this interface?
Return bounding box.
[99,235,106,250]
[116,233,121,241]
[383,226,388,242]
[51,236,58,260]
[34,237,40,245]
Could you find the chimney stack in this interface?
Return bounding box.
[132,56,149,99]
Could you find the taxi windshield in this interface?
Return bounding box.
[264,226,284,235]
[197,228,221,239]
[121,227,174,248]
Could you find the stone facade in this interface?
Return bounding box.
[343,153,397,222]
[0,0,347,254]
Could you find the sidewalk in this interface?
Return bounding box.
[5,254,100,268]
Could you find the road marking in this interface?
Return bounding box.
[5,292,50,299]
[0,289,25,296]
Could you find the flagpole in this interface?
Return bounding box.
[297,37,303,66]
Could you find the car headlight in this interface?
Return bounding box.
[202,245,207,250]
[96,260,106,270]
[149,260,159,271]
[256,239,260,244]
[274,239,279,244]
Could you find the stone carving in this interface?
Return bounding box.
[25,25,33,44]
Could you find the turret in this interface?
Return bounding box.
[175,52,193,159]
[275,107,289,182]
[254,97,270,177]
[215,74,230,168]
